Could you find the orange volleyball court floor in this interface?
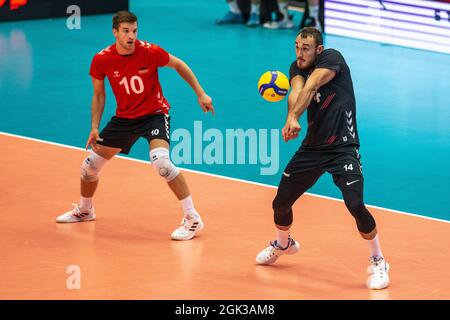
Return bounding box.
[1,132,450,300]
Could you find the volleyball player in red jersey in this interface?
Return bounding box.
[57,11,215,241]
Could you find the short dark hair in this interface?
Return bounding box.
[297,27,323,46]
[112,11,137,30]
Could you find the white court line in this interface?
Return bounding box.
[1,131,449,224]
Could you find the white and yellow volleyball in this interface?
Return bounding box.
[257,70,290,102]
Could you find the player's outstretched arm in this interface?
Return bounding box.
[283,68,335,142]
[85,77,106,150]
[290,68,336,120]
[287,75,305,113]
[282,75,305,142]
[165,54,215,115]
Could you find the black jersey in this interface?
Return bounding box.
[289,48,359,150]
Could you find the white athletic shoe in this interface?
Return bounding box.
[171,215,204,241]
[367,256,390,290]
[262,19,294,29]
[256,238,300,265]
[56,204,96,223]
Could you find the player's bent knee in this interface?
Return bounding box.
[80,151,108,182]
[345,198,364,216]
[344,198,376,234]
[150,147,179,182]
[273,205,293,226]
[355,212,376,234]
[272,186,297,226]
[274,207,293,227]
[273,197,293,226]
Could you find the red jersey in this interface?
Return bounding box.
[89,40,170,119]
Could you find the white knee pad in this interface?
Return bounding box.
[150,147,179,182]
[80,151,108,182]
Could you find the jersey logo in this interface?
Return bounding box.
[313,91,321,103]
[157,91,169,109]
[113,71,120,78]
[346,179,360,186]
[345,110,356,139]
[97,46,112,55]
[138,67,149,74]
[139,40,152,49]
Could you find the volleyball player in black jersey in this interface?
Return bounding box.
[256,27,389,290]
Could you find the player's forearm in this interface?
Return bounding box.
[175,61,205,97]
[289,86,315,120]
[287,91,299,113]
[91,94,105,130]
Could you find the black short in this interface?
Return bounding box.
[97,113,170,154]
[285,146,363,177]
[281,146,363,192]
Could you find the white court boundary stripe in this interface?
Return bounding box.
[1,131,449,224]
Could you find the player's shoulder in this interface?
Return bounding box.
[136,40,163,52]
[289,59,300,76]
[289,59,298,70]
[324,48,341,55]
[320,48,345,61]
[136,40,153,49]
[92,44,115,60]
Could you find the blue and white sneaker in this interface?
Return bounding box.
[256,238,300,265]
[216,11,245,24]
[247,13,260,27]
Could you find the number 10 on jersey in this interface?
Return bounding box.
[119,75,144,95]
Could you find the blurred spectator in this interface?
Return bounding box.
[263,0,294,29]
[216,0,261,27]
[264,0,323,30]
[303,0,323,32]
[216,0,323,31]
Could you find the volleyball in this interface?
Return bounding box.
[258,70,290,102]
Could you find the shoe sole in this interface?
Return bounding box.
[56,215,96,223]
[256,241,300,265]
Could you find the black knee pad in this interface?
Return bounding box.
[273,206,293,227]
[273,196,293,227]
[272,173,315,227]
[343,190,376,234]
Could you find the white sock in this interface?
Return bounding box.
[228,1,241,14]
[309,4,319,22]
[276,228,290,248]
[367,235,384,258]
[251,4,260,15]
[180,196,200,219]
[79,196,93,212]
[278,2,289,21]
